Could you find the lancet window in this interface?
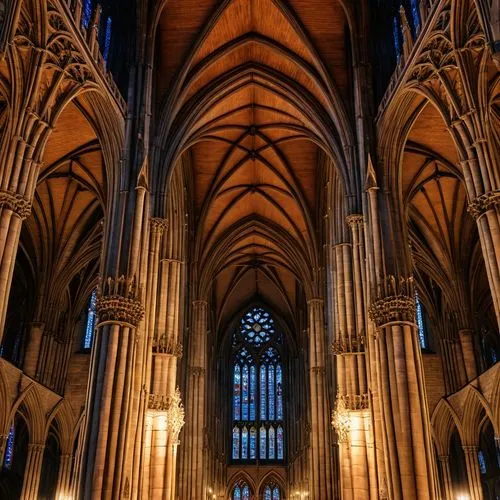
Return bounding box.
[232,307,284,463]
[232,481,251,500]
[82,289,97,350]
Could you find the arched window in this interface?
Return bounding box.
[81,0,93,29]
[415,291,428,349]
[393,16,401,60]
[3,423,15,469]
[233,480,251,500]
[232,307,284,463]
[82,289,97,350]
[410,0,420,33]
[262,482,281,500]
[102,16,112,63]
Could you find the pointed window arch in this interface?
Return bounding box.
[232,306,285,463]
[82,288,97,350]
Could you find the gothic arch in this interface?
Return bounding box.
[227,470,257,499]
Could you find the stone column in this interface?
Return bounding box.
[463,445,482,500]
[20,442,45,500]
[458,329,478,381]
[181,300,208,499]
[55,452,73,499]
[369,279,437,500]
[22,322,44,378]
[437,455,453,500]
[307,298,333,499]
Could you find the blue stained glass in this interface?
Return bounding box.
[234,365,241,420]
[415,292,427,349]
[478,450,487,474]
[81,0,93,28]
[273,487,280,500]
[411,0,420,33]
[250,365,256,420]
[276,365,283,420]
[232,427,240,459]
[268,426,275,459]
[83,289,97,349]
[260,426,267,459]
[260,365,267,420]
[277,425,284,460]
[250,427,257,459]
[233,486,241,500]
[242,365,249,420]
[4,423,15,469]
[264,486,272,500]
[242,485,250,500]
[241,427,248,459]
[393,17,401,60]
[103,17,112,62]
[268,365,275,420]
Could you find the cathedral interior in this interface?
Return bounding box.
[0,0,499,498]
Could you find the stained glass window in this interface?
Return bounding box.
[415,291,427,349]
[233,486,241,500]
[81,0,93,29]
[264,486,272,500]
[83,288,97,350]
[250,427,257,459]
[273,487,280,500]
[3,423,14,469]
[242,485,250,500]
[393,17,401,60]
[232,306,284,462]
[103,17,112,62]
[478,450,487,474]
[241,427,248,459]
[263,484,281,500]
[410,0,420,33]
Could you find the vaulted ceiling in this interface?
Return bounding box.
[155,0,352,332]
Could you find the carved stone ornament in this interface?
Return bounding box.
[342,393,369,411]
[189,366,205,377]
[0,190,32,219]
[150,217,169,233]
[167,387,185,442]
[345,214,364,227]
[467,190,500,220]
[331,396,350,443]
[152,333,183,357]
[331,334,365,355]
[369,295,416,327]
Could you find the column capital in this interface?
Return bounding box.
[152,334,183,358]
[150,217,169,234]
[467,189,500,220]
[189,365,206,376]
[0,189,32,219]
[330,334,365,355]
[192,299,208,307]
[345,213,364,227]
[369,295,415,327]
[307,298,324,305]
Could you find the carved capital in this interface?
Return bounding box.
[0,190,32,219]
[148,393,170,411]
[369,295,416,327]
[345,214,364,227]
[467,190,500,220]
[150,217,169,234]
[167,387,185,441]
[331,334,365,355]
[152,334,183,357]
[96,295,144,327]
[189,366,205,376]
[311,366,325,375]
[342,393,369,411]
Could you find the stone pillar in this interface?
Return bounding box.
[20,442,45,500]
[181,300,208,499]
[22,322,44,378]
[467,189,500,328]
[437,455,453,500]
[86,279,145,499]
[463,445,482,500]
[55,452,73,499]
[458,329,478,381]
[307,298,333,499]
[369,280,437,500]
[0,191,32,342]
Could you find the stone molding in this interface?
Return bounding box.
[467,190,500,220]
[0,189,32,219]
[345,214,364,227]
[342,393,369,411]
[96,295,145,327]
[167,387,185,442]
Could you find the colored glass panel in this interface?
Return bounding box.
[82,0,93,28]
[260,426,267,459]
[268,365,275,420]
[83,289,97,349]
[242,485,250,500]
[411,0,420,32]
[260,365,267,420]
[232,427,240,459]
[268,426,275,459]
[103,17,112,62]
[250,427,257,459]
[234,365,241,420]
[478,450,487,474]
[273,487,280,500]
[233,486,241,500]
[250,365,256,420]
[393,17,401,59]
[276,364,283,420]
[3,423,14,469]
[277,426,284,460]
[241,427,248,459]
[242,365,249,420]
[415,292,427,349]
[264,486,272,500]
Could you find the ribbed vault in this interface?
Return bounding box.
[154,0,353,331]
